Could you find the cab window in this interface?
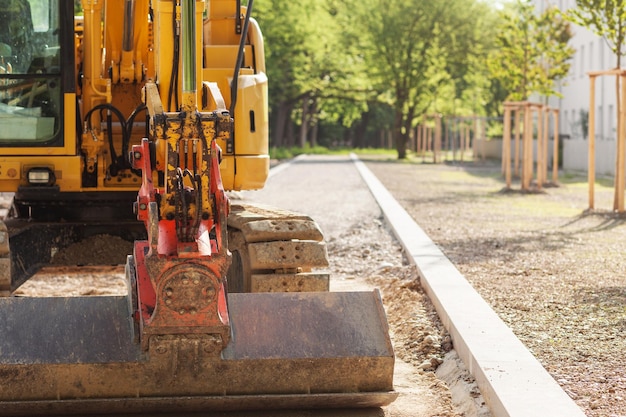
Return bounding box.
[0,0,61,144]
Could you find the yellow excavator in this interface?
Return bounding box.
[0,0,396,414]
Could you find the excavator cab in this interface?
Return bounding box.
[0,0,397,414]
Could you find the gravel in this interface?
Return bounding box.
[364,156,626,417]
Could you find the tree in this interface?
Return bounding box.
[255,0,372,148]
[535,6,575,98]
[567,0,626,69]
[342,0,490,159]
[255,1,324,147]
[488,0,574,101]
[257,0,502,155]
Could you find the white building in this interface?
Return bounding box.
[534,0,619,174]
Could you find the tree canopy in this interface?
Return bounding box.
[488,1,574,101]
[254,0,575,158]
[567,0,626,68]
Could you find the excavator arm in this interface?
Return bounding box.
[129,77,232,351]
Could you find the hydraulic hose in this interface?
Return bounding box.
[229,0,254,116]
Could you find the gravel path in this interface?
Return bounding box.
[364,156,626,417]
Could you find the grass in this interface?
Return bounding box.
[270,146,480,164]
[269,145,397,160]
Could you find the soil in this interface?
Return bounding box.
[14,233,132,296]
[14,265,127,296]
[50,234,134,266]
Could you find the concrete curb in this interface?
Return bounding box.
[351,154,586,417]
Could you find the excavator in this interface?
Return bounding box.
[0,0,396,414]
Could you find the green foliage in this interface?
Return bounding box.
[352,147,398,156]
[536,7,576,96]
[255,0,374,147]
[332,0,501,158]
[254,1,316,108]
[487,121,504,138]
[566,0,626,68]
[269,145,397,160]
[488,0,574,101]
[255,0,543,157]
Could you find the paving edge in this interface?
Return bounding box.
[351,154,586,417]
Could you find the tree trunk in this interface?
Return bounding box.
[309,124,318,147]
[402,106,415,156]
[394,109,407,159]
[353,110,371,148]
[344,128,353,148]
[273,102,293,147]
[298,94,310,148]
[309,98,318,147]
[285,114,295,147]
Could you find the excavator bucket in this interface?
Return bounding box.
[0,288,396,415]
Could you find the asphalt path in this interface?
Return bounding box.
[241,154,380,239]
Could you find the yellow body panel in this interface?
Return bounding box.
[233,72,269,156]
[222,154,269,190]
[0,157,82,191]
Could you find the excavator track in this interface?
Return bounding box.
[227,203,330,292]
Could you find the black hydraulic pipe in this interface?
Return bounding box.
[235,0,242,34]
[229,0,253,117]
